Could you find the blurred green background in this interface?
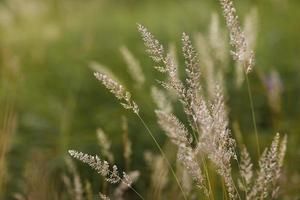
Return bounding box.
[0,0,299,199]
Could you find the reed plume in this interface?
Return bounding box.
[219,0,255,73]
[69,150,132,185]
[94,72,139,114]
[120,46,145,87]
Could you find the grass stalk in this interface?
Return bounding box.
[245,71,261,157]
[136,113,188,200]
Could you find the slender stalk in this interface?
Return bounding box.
[244,72,261,157]
[231,175,242,200]
[111,169,145,200]
[136,114,188,200]
[130,187,145,200]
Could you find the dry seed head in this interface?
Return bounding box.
[94,72,139,114]
[219,0,255,73]
[144,152,169,192]
[177,146,206,190]
[182,32,201,93]
[89,61,120,83]
[137,24,164,64]
[248,133,286,199]
[120,46,145,86]
[156,110,192,147]
[151,86,173,113]
[209,12,228,66]
[194,32,216,99]
[239,146,253,191]
[244,7,258,51]
[122,116,132,170]
[68,150,131,186]
[97,128,114,163]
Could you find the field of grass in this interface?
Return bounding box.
[0,0,300,199]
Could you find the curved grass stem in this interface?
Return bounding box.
[136,113,188,200]
[245,71,261,157]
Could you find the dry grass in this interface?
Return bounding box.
[68,0,288,199]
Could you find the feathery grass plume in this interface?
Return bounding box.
[144,151,168,199]
[69,150,132,185]
[167,42,183,100]
[96,30,187,198]
[155,110,207,191]
[120,46,145,87]
[113,171,140,200]
[235,7,258,87]
[99,193,110,200]
[177,146,206,191]
[89,61,120,83]
[239,146,253,192]
[195,13,228,99]
[219,0,255,73]
[247,133,287,199]
[62,158,84,200]
[197,85,237,199]
[97,128,114,163]
[181,168,193,196]
[244,7,258,52]
[182,32,201,116]
[94,72,139,114]
[141,31,201,138]
[137,24,165,65]
[122,116,132,170]
[156,110,192,147]
[69,150,144,200]
[194,32,216,99]
[151,86,173,113]
[208,12,228,67]
[140,24,238,197]
[196,14,228,98]
[138,24,186,100]
[272,134,287,198]
[168,43,180,79]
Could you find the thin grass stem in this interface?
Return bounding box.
[245,71,261,157]
[136,113,188,200]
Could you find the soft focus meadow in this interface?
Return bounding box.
[0,0,300,199]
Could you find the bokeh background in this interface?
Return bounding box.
[0,0,299,199]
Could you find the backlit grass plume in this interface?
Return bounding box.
[137,22,287,199]
[68,150,130,185]
[219,0,255,73]
[67,1,288,199]
[94,72,139,114]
